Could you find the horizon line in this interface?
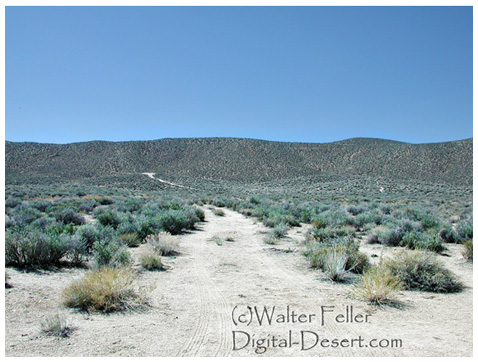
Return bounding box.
[4,135,473,146]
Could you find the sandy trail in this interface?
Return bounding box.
[141,172,196,190]
[5,207,473,356]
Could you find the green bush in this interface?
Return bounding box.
[306,238,369,278]
[401,231,445,253]
[456,220,473,242]
[438,226,461,243]
[194,208,206,222]
[157,210,195,234]
[5,229,70,268]
[92,237,131,269]
[55,208,85,226]
[385,251,463,293]
[76,224,116,251]
[272,222,289,238]
[95,209,122,229]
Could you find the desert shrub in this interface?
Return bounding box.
[272,222,289,238]
[438,226,461,243]
[456,219,473,241]
[213,208,225,217]
[250,197,260,205]
[380,228,405,246]
[306,226,354,243]
[96,197,114,205]
[95,209,122,229]
[55,208,85,226]
[76,224,104,250]
[194,208,206,222]
[78,200,97,213]
[119,232,141,247]
[30,216,57,231]
[145,232,179,256]
[62,267,153,312]
[262,214,285,228]
[92,237,131,268]
[385,251,463,293]
[211,199,226,207]
[5,271,12,288]
[118,198,142,213]
[380,205,393,215]
[46,221,77,236]
[346,205,363,216]
[347,250,371,274]
[156,210,195,234]
[419,214,440,230]
[5,215,14,228]
[139,248,164,270]
[366,232,381,244]
[30,199,51,212]
[306,238,369,277]
[116,215,139,234]
[40,313,75,338]
[5,229,70,268]
[312,218,328,229]
[136,216,157,241]
[5,197,21,209]
[401,231,445,253]
[64,234,88,266]
[350,212,373,230]
[351,264,402,305]
[463,239,473,262]
[284,214,301,227]
[8,204,42,227]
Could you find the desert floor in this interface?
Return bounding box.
[5,207,473,356]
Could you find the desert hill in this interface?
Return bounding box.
[5,137,472,187]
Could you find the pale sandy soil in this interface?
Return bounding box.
[5,207,473,356]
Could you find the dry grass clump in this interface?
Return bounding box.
[62,267,155,313]
[139,248,164,270]
[323,248,349,282]
[351,264,403,305]
[213,208,225,217]
[145,232,179,256]
[40,313,75,338]
[306,239,370,279]
[463,239,473,262]
[263,234,279,245]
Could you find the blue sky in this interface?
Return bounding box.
[5,6,473,144]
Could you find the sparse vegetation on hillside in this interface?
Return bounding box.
[5,138,473,187]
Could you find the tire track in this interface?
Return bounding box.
[252,227,395,356]
[175,209,232,357]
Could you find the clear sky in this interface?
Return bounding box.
[5,6,473,144]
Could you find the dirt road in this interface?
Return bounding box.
[5,207,473,356]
